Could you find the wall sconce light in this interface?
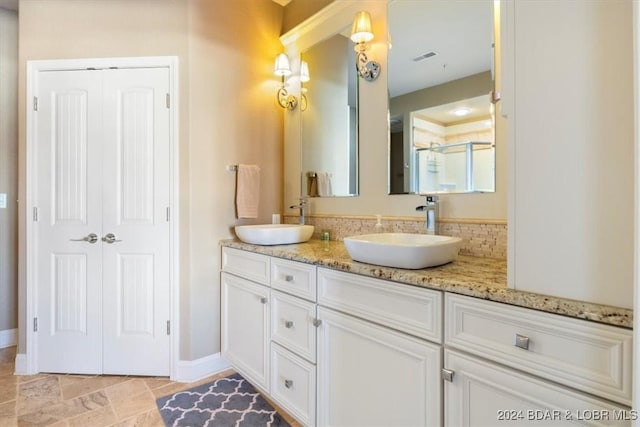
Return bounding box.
[274,53,298,110]
[350,11,381,82]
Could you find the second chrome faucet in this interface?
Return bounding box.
[416,195,438,235]
[289,197,308,225]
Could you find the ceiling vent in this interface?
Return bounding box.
[413,52,437,62]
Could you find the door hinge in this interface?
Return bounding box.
[33,207,38,222]
[166,207,170,222]
[166,94,170,109]
[166,320,171,335]
[33,317,38,332]
[442,368,455,382]
[33,97,38,111]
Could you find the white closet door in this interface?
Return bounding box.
[101,68,171,376]
[36,67,171,376]
[36,70,104,374]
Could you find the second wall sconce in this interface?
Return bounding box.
[274,54,311,111]
[274,53,297,110]
[350,11,381,82]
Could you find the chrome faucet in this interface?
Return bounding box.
[289,197,308,225]
[416,195,438,234]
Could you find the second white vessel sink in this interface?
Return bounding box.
[235,224,314,245]
[343,233,462,269]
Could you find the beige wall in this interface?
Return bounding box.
[18,0,283,360]
[187,0,283,359]
[0,7,18,333]
[507,1,634,309]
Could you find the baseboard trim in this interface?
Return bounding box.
[174,352,232,383]
[0,328,17,349]
[14,353,28,375]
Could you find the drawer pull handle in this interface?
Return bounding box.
[284,379,293,389]
[515,334,530,350]
[284,275,294,282]
[284,320,294,328]
[313,319,322,327]
[259,297,268,304]
[441,368,455,382]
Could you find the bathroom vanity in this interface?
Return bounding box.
[220,240,633,427]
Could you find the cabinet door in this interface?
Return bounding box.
[316,307,441,427]
[221,272,270,392]
[444,350,631,426]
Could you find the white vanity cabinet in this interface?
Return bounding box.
[443,294,633,426]
[222,246,634,427]
[221,248,318,426]
[316,268,443,427]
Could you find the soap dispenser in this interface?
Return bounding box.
[374,214,384,233]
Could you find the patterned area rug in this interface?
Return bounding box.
[156,373,291,427]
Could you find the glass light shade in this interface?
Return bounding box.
[274,53,292,77]
[350,11,374,43]
[300,61,310,83]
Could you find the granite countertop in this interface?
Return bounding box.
[220,239,633,329]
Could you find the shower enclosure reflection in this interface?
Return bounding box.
[405,94,494,194]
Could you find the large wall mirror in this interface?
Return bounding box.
[388,0,495,195]
[301,32,359,197]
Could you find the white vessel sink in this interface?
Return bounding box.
[235,224,314,245]
[343,233,462,269]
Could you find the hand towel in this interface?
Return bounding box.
[236,164,260,218]
[317,172,333,197]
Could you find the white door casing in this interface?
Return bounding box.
[25,57,179,377]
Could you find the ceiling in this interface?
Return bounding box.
[414,94,491,126]
[388,0,493,98]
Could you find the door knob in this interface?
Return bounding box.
[70,233,98,244]
[102,233,122,244]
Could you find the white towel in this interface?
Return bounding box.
[317,172,333,197]
[236,164,260,218]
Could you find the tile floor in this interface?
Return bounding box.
[0,346,299,427]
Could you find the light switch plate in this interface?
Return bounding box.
[0,193,6,209]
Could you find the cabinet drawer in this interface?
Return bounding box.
[222,247,270,284]
[317,268,442,343]
[445,294,633,406]
[271,258,316,301]
[271,290,317,363]
[271,343,316,427]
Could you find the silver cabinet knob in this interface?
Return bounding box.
[284,320,294,329]
[102,233,122,244]
[70,233,98,244]
[284,275,294,282]
[259,297,268,304]
[284,379,293,389]
[515,334,530,350]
